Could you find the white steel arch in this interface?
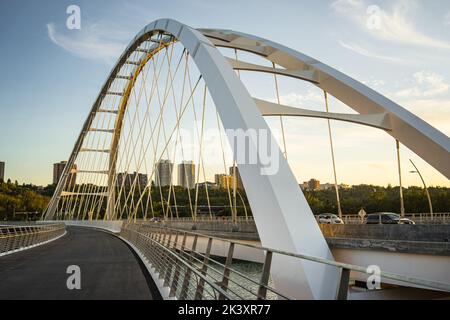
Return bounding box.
[45,19,450,300]
[199,28,450,179]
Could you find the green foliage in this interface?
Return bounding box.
[0,182,51,221]
[305,185,450,215]
[0,181,448,221]
[112,185,251,219]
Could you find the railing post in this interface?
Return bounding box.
[257,251,273,300]
[180,234,198,300]
[195,237,213,300]
[219,242,234,299]
[172,231,179,250]
[170,231,182,297]
[180,232,187,256]
[153,230,165,274]
[336,268,351,300]
[163,231,175,286]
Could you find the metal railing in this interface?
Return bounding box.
[152,216,255,223]
[121,224,236,300]
[148,212,450,226]
[121,222,450,300]
[342,213,450,225]
[0,223,66,256]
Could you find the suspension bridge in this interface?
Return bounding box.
[1,19,450,300]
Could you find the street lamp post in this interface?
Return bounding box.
[409,159,433,220]
[235,189,248,221]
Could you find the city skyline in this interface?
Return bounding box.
[0,0,449,187]
[0,158,449,188]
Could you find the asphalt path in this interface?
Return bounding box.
[0,227,161,300]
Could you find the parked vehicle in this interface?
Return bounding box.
[365,212,401,224]
[365,213,417,225]
[399,218,416,225]
[317,214,344,225]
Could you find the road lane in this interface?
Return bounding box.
[0,227,161,300]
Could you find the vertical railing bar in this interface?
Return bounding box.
[336,267,351,300]
[195,237,213,300]
[257,250,273,300]
[180,234,198,300]
[164,232,175,286]
[170,231,181,297]
[219,242,234,300]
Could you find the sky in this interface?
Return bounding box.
[0,0,449,187]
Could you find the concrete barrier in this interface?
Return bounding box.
[320,224,450,242]
[43,220,123,233]
[163,219,258,233]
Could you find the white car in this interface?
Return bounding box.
[317,214,344,225]
[400,218,416,225]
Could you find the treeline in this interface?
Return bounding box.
[0,181,53,220]
[0,181,448,221]
[304,185,450,215]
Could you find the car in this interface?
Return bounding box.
[365,212,401,225]
[399,218,416,225]
[149,217,163,223]
[317,214,344,225]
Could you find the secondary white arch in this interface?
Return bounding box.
[199,28,450,179]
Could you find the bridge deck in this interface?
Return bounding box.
[0,227,161,300]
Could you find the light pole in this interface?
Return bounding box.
[236,189,248,221]
[409,159,433,220]
[395,140,405,217]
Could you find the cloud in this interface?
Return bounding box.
[331,0,450,50]
[330,0,364,14]
[445,11,450,26]
[276,91,323,107]
[395,71,449,98]
[392,98,450,136]
[339,41,407,63]
[46,22,128,64]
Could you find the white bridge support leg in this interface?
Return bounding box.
[153,19,340,299]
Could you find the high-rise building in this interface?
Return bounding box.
[215,174,232,189]
[116,172,148,188]
[53,161,77,189]
[155,160,173,187]
[0,162,4,182]
[215,169,244,190]
[53,161,67,185]
[178,161,195,189]
[229,166,244,189]
[303,179,320,191]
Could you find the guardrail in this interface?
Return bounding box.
[0,223,66,257]
[121,222,450,300]
[147,213,450,226]
[342,213,450,225]
[163,216,255,223]
[47,220,123,233]
[121,224,237,300]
